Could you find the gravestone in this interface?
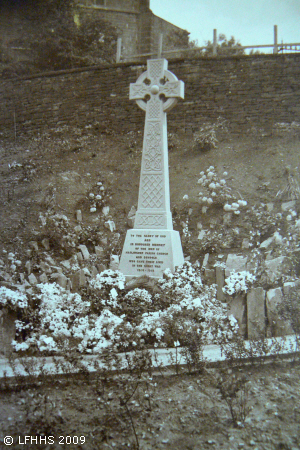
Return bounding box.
[119,59,184,278]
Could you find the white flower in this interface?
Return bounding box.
[207,198,213,204]
[211,192,216,197]
[89,193,95,198]
[209,182,216,189]
[286,215,292,221]
[207,171,214,178]
[231,202,239,210]
[202,196,208,202]
[223,204,231,212]
[96,195,102,200]
[110,288,118,300]
[183,194,189,200]
[90,207,97,213]
[220,179,226,185]
[223,171,228,176]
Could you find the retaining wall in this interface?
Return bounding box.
[1,53,300,138]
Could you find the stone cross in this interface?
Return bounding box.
[119,59,185,279]
[130,58,184,229]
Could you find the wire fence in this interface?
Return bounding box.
[116,25,300,63]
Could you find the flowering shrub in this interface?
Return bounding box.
[87,180,110,213]
[12,263,239,355]
[223,271,256,295]
[193,118,228,151]
[0,286,28,311]
[193,124,218,151]
[197,166,247,214]
[39,212,78,252]
[88,269,125,312]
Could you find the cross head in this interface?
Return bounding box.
[129,59,184,117]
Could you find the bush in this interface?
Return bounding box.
[12,263,239,356]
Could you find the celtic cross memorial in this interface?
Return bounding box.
[119,58,185,278]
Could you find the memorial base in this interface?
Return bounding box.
[118,229,184,279]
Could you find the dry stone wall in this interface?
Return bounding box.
[1,54,300,138]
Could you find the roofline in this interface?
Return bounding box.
[152,12,190,35]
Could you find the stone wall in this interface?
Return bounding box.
[1,53,300,138]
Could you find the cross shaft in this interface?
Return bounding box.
[130,59,184,229]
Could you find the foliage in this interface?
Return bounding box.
[223,271,256,295]
[277,284,300,352]
[197,165,247,212]
[204,34,245,56]
[276,166,300,200]
[212,369,250,426]
[1,0,118,75]
[0,286,28,312]
[11,263,239,355]
[193,124,218,151]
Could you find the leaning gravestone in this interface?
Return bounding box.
[119,59,185,278]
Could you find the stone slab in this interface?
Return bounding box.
[78,245,90,260]
[247,287,266,339]
[0,309,16,355]
[266,288,293,337]
[283,281,296,295]
[228,294,247,337]
[265,256,286,283]
[225,254,248,276]
[76,210,82,222]
[95,246,104,257]
[39,273,49,283]
[110,255,120,271]
[204,269,215,284]
[215,266,225,301]
[28,273,38,285]
[70,270,86,292]
[104,220,116,232]
[281,200,296,211]
[202,253,209,269]
[118,229,184,278]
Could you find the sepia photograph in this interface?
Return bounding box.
[0,1,300,448]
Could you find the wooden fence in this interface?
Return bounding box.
[116,25,300,62]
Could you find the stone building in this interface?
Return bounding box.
[76,0,189,60]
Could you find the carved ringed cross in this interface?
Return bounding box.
[129,59,184,230]
[130,59,184,115]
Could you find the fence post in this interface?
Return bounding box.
[116,37,122,63]
[273,25,278,54]
[158,33,163,58]
[212,29,217,56]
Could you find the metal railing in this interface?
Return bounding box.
[116,25,300,63]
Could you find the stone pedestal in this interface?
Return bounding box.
[119,229,183,278]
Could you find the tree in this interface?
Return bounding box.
[0,0,118,75]
[204,34,245,56]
